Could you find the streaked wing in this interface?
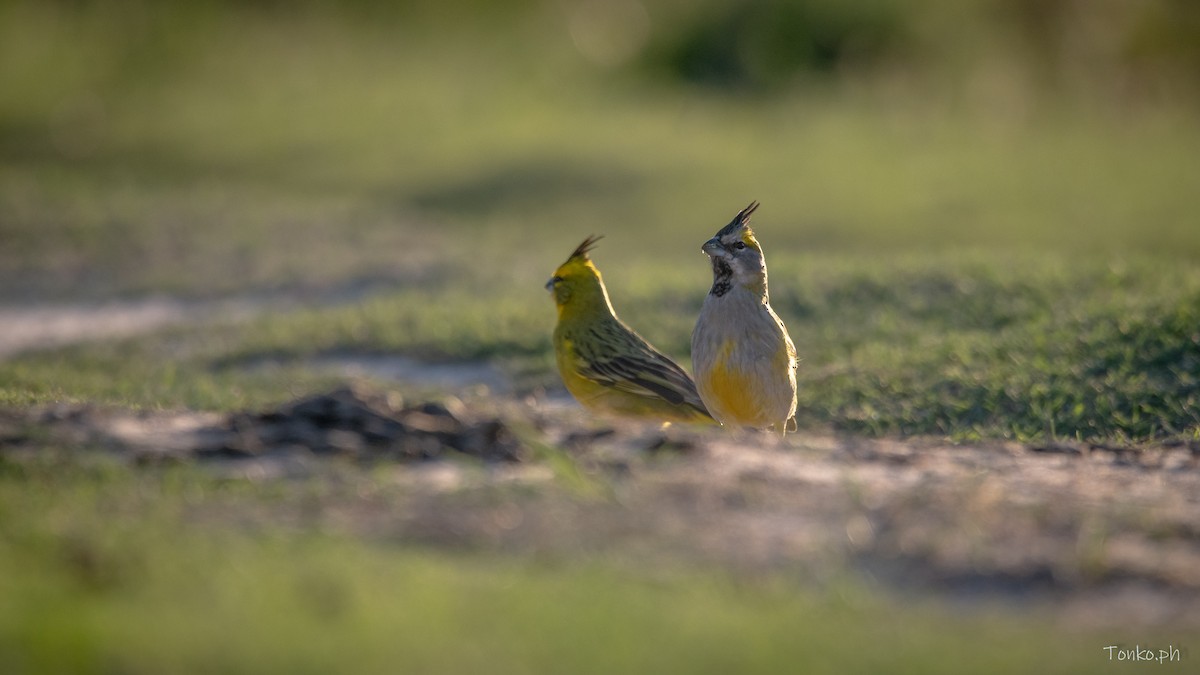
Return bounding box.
[573,326,708,413]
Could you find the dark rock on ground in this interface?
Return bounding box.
[0,385,526,464]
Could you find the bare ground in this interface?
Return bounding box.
[4,385,1198,628]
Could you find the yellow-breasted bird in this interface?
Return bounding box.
[547,236,714,424]
[691,202,798,432]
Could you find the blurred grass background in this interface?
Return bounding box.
[3,0,1199,296]
[3,1,1200,671]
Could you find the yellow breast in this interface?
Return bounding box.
[701,340,761,426]
[555,337,601,403]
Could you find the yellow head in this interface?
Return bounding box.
[545,235,617,319]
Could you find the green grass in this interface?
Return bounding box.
[4,253,1197,442]
[0,454,1153,675]
[2,4,1199,671]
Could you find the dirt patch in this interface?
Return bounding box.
[3,386,1199,626]
[4,386,524,466]
[217,386,524,462]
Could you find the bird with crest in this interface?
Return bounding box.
[691,202,798,433]
[546,236,714,424]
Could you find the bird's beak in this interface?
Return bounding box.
[701,237,724,257]
[544,277,558,291]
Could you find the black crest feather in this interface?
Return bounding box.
[567,235,603,262]
[715,201,759,238]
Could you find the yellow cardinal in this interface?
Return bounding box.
[547,236,714,424]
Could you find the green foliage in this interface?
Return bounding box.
[636,0,1200,96]
[642,0,908,87]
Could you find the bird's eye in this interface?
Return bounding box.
[733,242,746,250]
